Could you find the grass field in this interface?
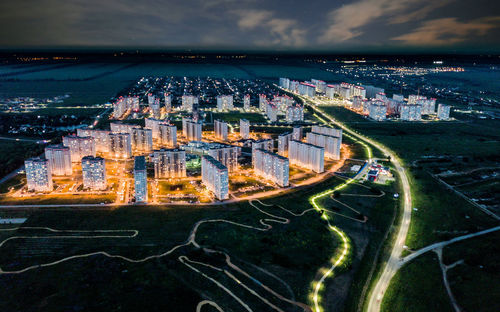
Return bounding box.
[381,253,453,312]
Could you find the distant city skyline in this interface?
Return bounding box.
[1,0,499,52]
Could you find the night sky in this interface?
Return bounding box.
[1,0,499,52]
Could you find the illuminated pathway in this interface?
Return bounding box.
[287,91,412,312]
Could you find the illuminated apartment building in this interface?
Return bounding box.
[400,104,422,121]
[164,92,172,112]
[214,119,228,141]
[277,132,292,157]
[110,122,139,135]
[207,145,240,172]
[109,133,132,159]
[279,77,290,89]
[201,155,229,200]
[158,123,177,147]
[286,105,304,122]
[298,82,316,97]
[243,94,251,110]
[44,144,72,176]
[145,118,162,140]
[132,128,153,153]
[292,126,303,141]
[306,132,341,160]
[150,97,161,119]
[182,95,198,112]
[240,119,250,139]
[216,95,234,110]
[368,102,387,121]
[311,125,343,139]
[251,139,273,164]
[77,128,111,154]
[266,103,278,122]
[253,149,289,187]
[259,94,268,112]
[152,149,186,178]
[81,156,106,190]
[437,104,451,120]
[134,156,148,203]
[25,157,52,192]
[288,140,324,173]
[182,117,202,141]
[62,135,96,162]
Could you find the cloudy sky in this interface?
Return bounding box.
[1,0,499,52]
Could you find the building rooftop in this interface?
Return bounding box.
[134,156,146,171]
[203,155,227,171]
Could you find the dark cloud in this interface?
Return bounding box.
[0,0,499,51]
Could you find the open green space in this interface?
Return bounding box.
[442,232,500,312]
[381,253,453,312]
[0,141,44,178]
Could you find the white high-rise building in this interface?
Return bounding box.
[400,104,422,121]
[252,139,273,164]
[208,145,240,172]
[109,133,132,159]
[158,123,177,147]
[363,85,385,99]
[150,97,161,119]
[134,156,148,203]
[311,125,343,139]
[289,80,299,93]
[253,149,289,187]
[288,140,324,173]
[259,94,268,112]
[182,117,202,142]
[44,145,72,176]
[81,156,106,191]
[145,118,162,141]
[266,103,278,122]
[182,95,198,112]
[393,94,404,102]
[148,93,156,106]
[277,132,292,157]
[279,77,290,89]
[306,132,341,160]
[419,98,436,115]
[240,119,250,139]
[352,96,364,111]
[312,79,327,93]
[243,94,251,110]
[25,157,52,192]
[326,85,337,99]
[112,97,130,119]
[110,122,139,135]
[164,92,172,112]
[369,102,387,121]
[292,126,303,141]
[216,95,234,110]
[214,120,228,141]
[152,149,186,178]
[298,82,316,97]
[77,128,111,154]
[201,155,229,200]
[132,128,153,153]
[437,104,451,120]
[62,135,96,162]
[286,105,304,122]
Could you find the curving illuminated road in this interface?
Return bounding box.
[297,96,412,312]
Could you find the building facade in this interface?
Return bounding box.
[306,132,341,160]
[44,144,72,176]
[134,156,148,203]
[152,149,186,178]
[240,119,250,139]
[182,117,202,142]
[214,120,229,141]
[253,149,289,187]
[25,157,52,192]
[201,155,229,200]
[81,156,106,190]
[62,135,96,162]
[109,133,132,159]
[288,140,324,173]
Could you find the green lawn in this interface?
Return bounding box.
[381,253,453,312]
